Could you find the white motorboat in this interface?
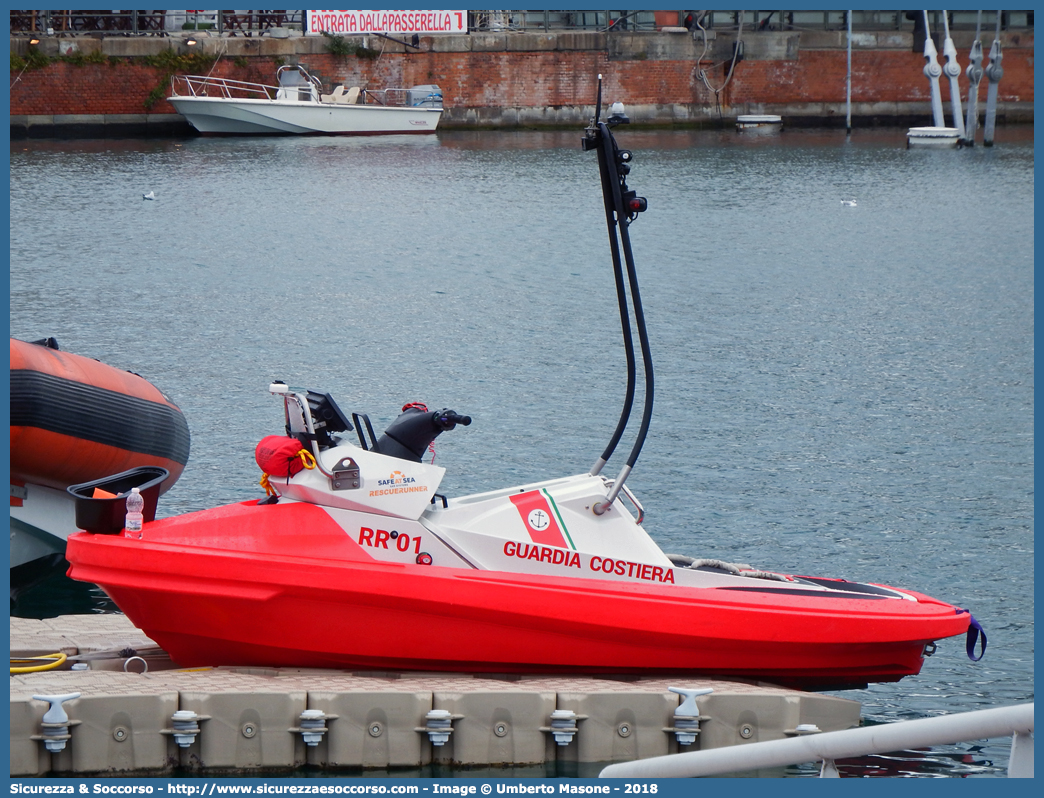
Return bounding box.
[167,64,443,136]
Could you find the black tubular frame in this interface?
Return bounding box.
[583,83,654,480]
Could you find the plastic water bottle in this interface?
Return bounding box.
[125,488,144,533]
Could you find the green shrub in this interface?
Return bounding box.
[58,49,109,67]
[322,32,356,56]
[142,49,216,111]
[145,84,168,110]
[321,31,379,59]
[12,48,55,71]
[142,49,215,73]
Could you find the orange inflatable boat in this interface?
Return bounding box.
[10,337,190,492]
[10,337,190,576]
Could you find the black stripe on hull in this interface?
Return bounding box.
[11,370,191,465]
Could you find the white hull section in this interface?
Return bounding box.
[169,96,442,135]
[10,483,77,569]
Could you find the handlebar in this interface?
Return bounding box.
[434,409,472,430]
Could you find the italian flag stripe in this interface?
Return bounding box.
[542,488,575,550]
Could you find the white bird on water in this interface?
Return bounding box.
[841,199,857,207]
[143,191,155,200]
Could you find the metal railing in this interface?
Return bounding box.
[11,10,1034,37]
[9,10,302,37]
[170,74,277,101]
[600,702,1033,778]
[361,87,443,109]
[469,10,658,32]
[692,10,1032,33]
[168,74,440,108]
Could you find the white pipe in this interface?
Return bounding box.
[845,10,852,133]
[941,11,965,136]
[983,12,1004,146]
[600,703,1033,779]
[922,10,946,127]
[964,11,984,145]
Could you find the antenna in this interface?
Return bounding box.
[594,73,602,124]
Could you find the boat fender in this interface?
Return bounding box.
[959,609,988,661]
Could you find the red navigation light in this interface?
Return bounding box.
[416,552,433,565]
[627,197,648,213]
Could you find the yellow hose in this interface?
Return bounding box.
[10,652,68,674]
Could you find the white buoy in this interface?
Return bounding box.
[907,126,961,148]
[736,114,782,131]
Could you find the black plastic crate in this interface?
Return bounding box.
[66,466,169,535]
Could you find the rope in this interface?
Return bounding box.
[666,554,792,582]
[202,36,229,80]
[11,652,68,674]
[260,473,277,496]
[689,557,752,574]
[738,569,792,582]
[10,61,30,91]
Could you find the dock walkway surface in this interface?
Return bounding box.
[11,614,860,776]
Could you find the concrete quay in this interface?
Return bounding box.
[11,614,860,776]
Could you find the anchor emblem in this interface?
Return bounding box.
[527,509,551,531]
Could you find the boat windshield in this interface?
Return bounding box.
[275,66,319,101]
[278,68,308,88]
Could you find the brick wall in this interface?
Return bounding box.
[9,36,1034,123]
[720,49,1033,106]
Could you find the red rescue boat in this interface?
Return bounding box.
[65,85,983,689]
[66,485,975,689]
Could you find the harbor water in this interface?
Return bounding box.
[9,126,1034,777]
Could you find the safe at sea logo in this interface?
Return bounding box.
[369,470,428,498]
[379,470,415,488]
